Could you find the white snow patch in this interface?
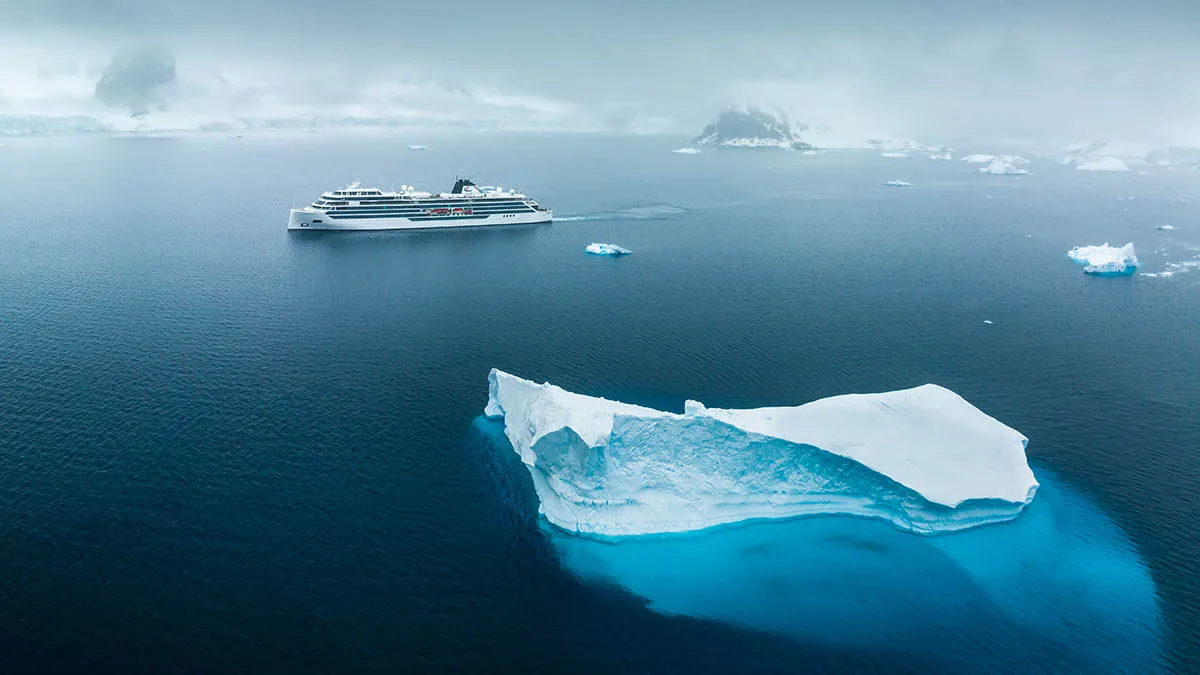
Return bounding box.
[884,180,911,187]
[927,152,953,161]
[881,152,909,158]
[672,147,701,154]
[407,144,428,150]
[485,369,1039,537]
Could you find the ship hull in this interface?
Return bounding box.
[288,208,552,231]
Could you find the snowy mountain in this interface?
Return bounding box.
[94,47,177,118]
[693,106,813,149]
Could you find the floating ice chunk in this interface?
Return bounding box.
[1067,242,1138,276]
[406,144,428,150]
[672,147,700,154]
[1157,225,1176,231]
[884,180,911,187]
[1141,258,1200,278]
[484,369,1039,537]
[585,243,632,256]
[963,154,996,163]
[983,320,994,325]
[1077,157,1131,172]
[928,152,953,160]
[881,152,909,158]
[981,157,1029,175]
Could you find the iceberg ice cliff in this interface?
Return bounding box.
[485,370,1039,537]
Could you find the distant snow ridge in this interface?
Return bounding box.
[693,106,812,150]
[585,243,631,256]
[485,369,1039,537]
[869,137,933,153]
[1067,243,1138,276]
[1076,157,1132,172]
[981,156,1030,175]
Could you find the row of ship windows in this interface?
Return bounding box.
[326,207,537,214]
[314,200,531,207]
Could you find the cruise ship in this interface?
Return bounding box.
[288,178,553,231]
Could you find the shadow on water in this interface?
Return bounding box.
[470,416,1166,674]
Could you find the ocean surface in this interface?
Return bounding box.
[1,133,1198,674]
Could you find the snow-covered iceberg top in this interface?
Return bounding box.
[1157,224,1176,231]
[1076,157,1132,172]
[485,369,1039,537]
[585,243,631,256]
[1067,242,1138,275]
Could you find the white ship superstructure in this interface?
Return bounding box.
[288,178,552,231]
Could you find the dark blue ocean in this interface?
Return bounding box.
[1,133,1198,674]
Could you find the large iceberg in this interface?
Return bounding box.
[1067,242,1138,275]
[484,369,1039,537]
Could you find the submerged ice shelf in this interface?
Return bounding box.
[484,370,1039,537]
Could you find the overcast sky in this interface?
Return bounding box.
[3,0,1200,144]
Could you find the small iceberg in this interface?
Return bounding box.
[1077,157,1131,172]
[1157,224,1176,231]
[1067,242,1138,276]
[672,147,701,154]
[485,369,1038,537]
[983,320,994,325]
[928,152,953,160]
[407,144,428,150]
[981,157,1029,175]
[881,152,909,158]
[586,243,632,256]
[884,180,911,187]
[963,154,996,163]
